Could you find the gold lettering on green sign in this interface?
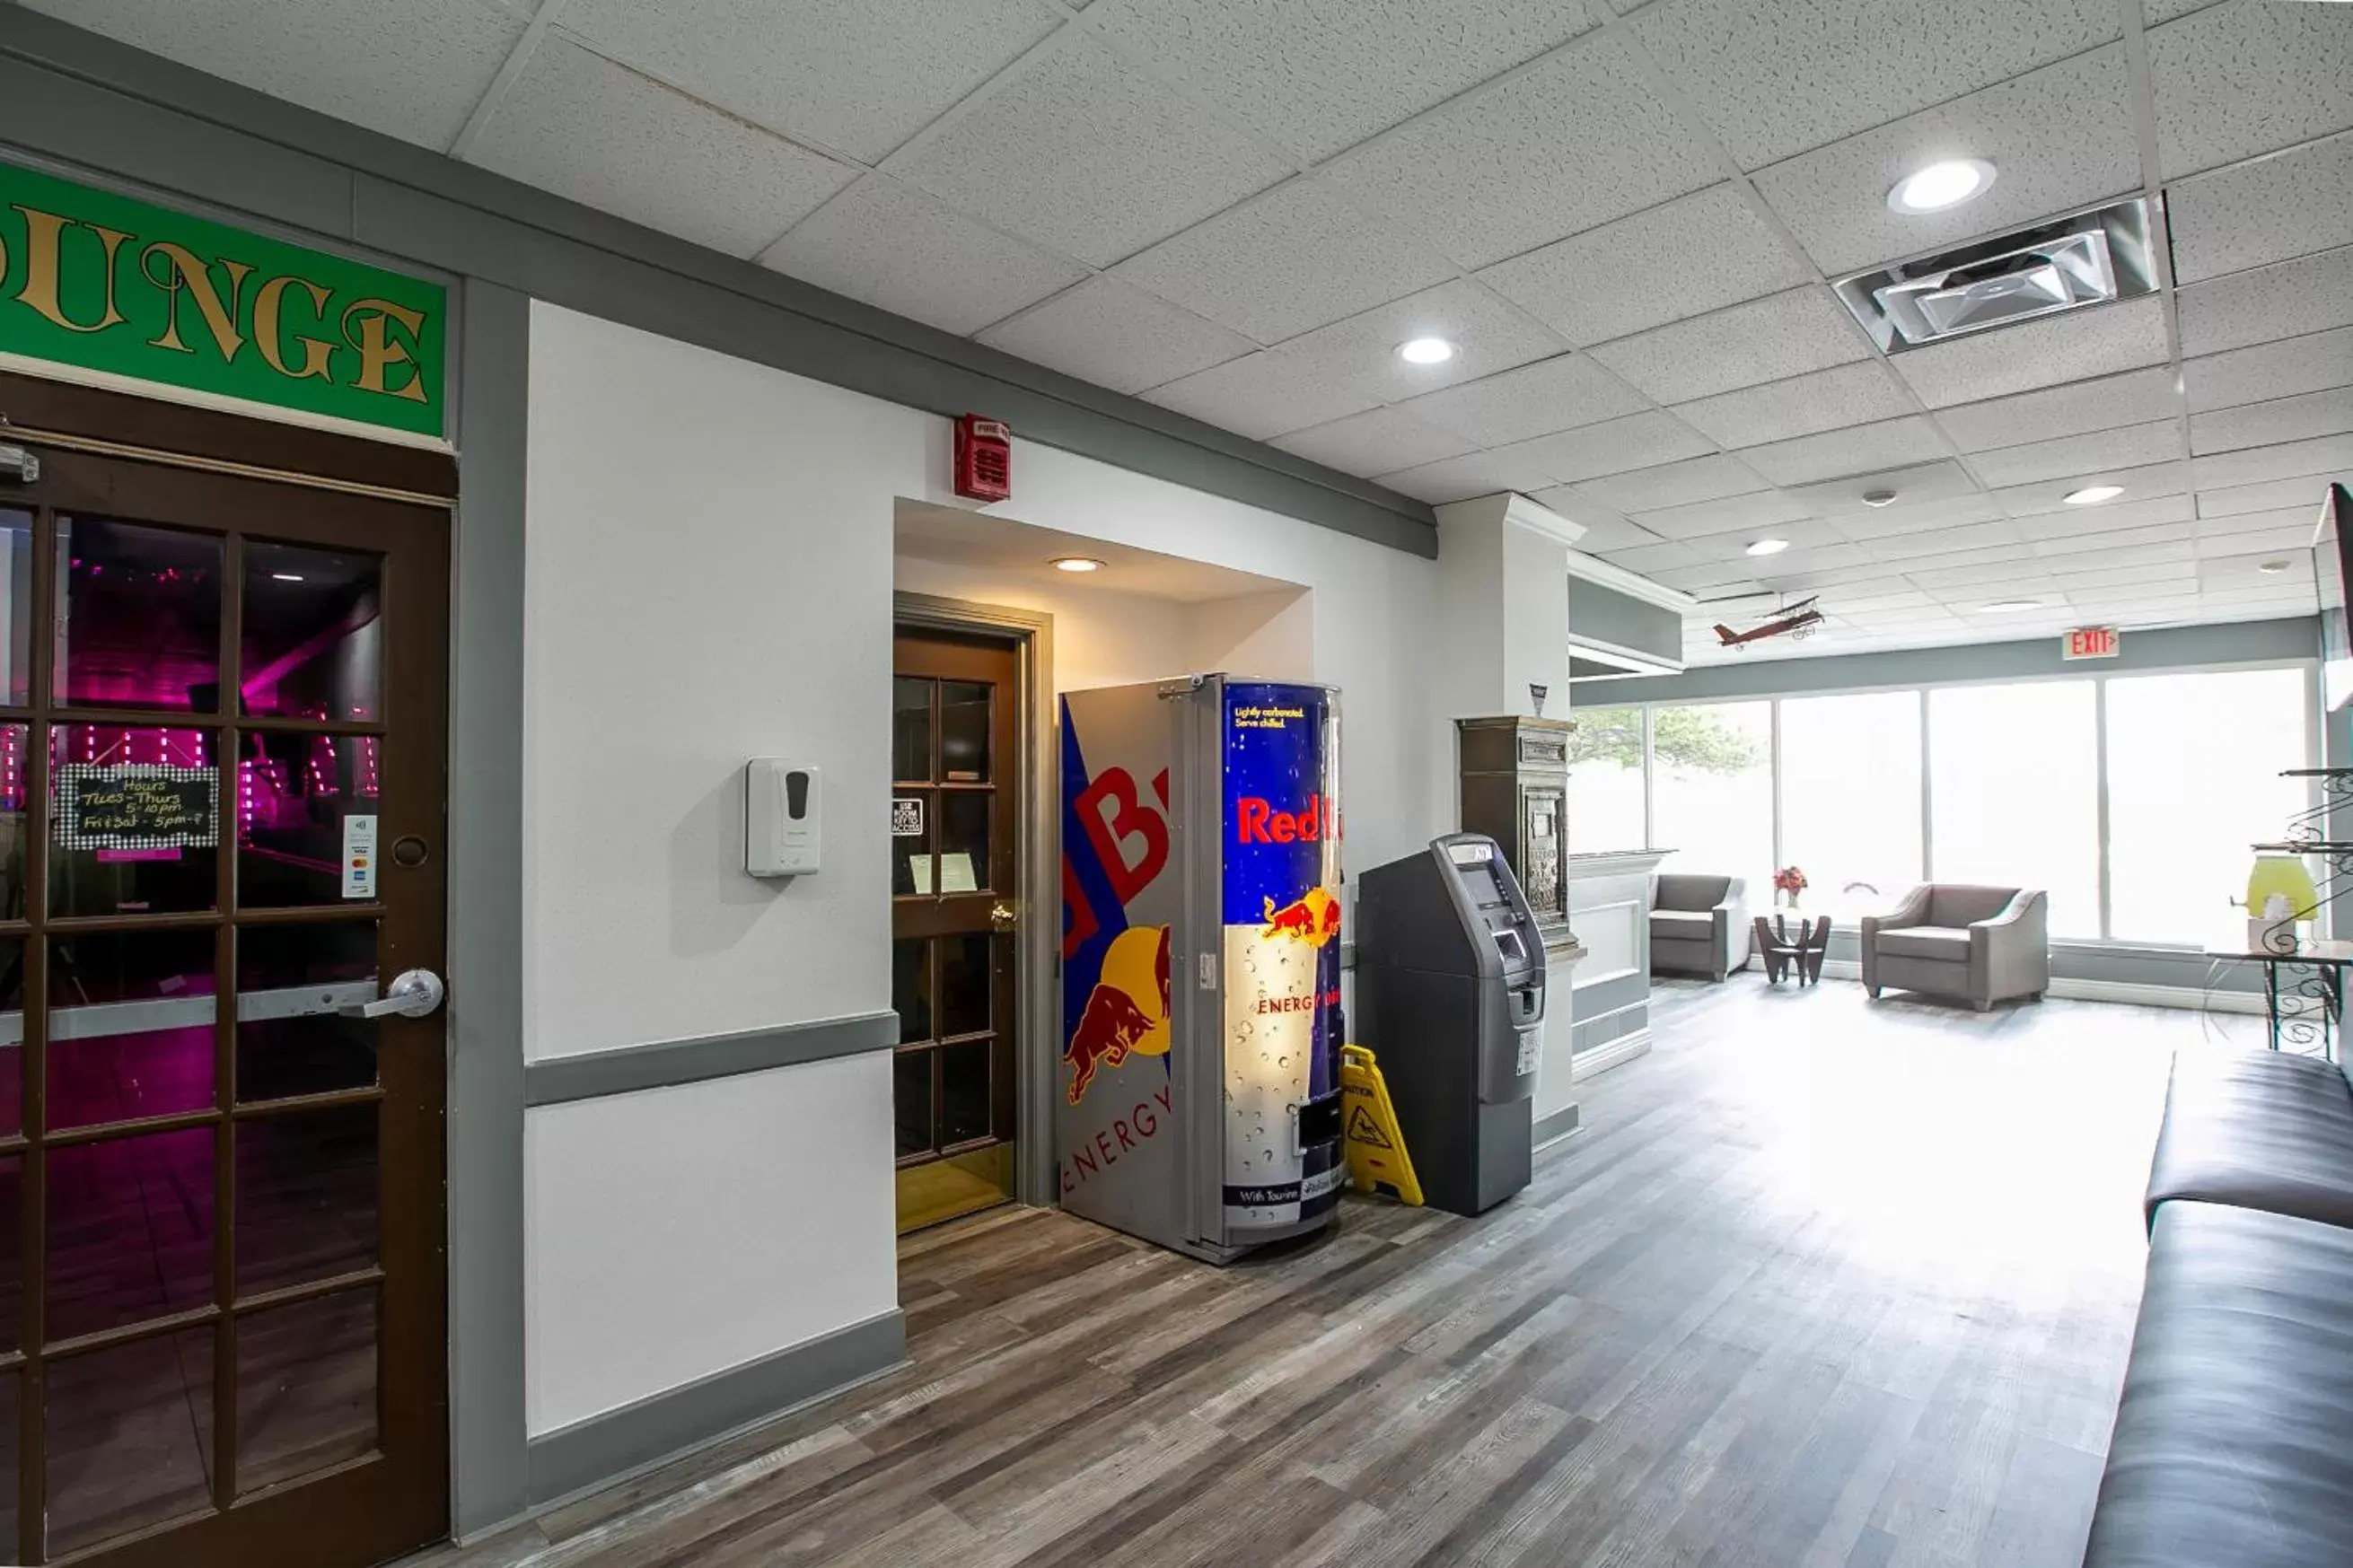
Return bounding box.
[15,206,130,333]
[253,274,335,381]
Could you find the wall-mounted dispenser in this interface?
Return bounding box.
[745,759,820,876]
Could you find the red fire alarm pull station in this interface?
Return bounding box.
[954,415,1012,502]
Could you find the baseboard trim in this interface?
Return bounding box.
[525,1309,908,1510]
[1532,1103,1583,1150]
[1572,1028,1653,1079]
[1816,959,2266,1015]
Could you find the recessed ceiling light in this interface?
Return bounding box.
[1049,556,1104,574]
[2260,558,2293,574]
[1745,538,1791,556]
[1980,599,2042,613]
[270,572,304,583]
[2062,484,2124,505]
[1860,488,1898,508]
[1887,158,1997,215]
[1398,337,1454,365]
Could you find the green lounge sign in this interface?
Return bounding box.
[0,161,445,440]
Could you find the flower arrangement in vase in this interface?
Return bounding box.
[1773,865,1808,909]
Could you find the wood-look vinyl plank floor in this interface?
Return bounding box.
[406,979,2243,1568]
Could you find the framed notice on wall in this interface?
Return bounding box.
[55,764,219,852]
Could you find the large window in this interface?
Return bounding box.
[1566,705,1646,854]
[1929,682,2102,937]
[1780,691,1923,918]
[2107,668,2312,943]
[1650,703,1774,897]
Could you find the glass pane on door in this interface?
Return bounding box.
[0,510,31,707]
[237,1289,379,1494]
[241,542,384,722]
[55,517,223,712]
[47,927,218,1130]
[46,1329,215,1555]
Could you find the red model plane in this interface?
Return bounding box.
[1713,597,1823,650]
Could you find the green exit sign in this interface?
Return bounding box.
[0,160,445,442]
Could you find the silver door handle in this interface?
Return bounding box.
[348,968,444,1020]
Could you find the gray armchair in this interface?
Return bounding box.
[1649,873,1752,982]
[1860,884,2049,1011]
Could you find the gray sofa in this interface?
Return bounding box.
[2081,1048,2353,1566]
[1648,872,1751,982]
[1858,883,2047,1010]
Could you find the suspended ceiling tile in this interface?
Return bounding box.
[2175,245,2353,360]
[1783,457,1981,517]
[1752,45,2138,276]
[2191,523,2313,558]
[1669,363,1916,450]
[1270,406,1476,477]
[2191,432,2353,492]
[556,0,1060,164]
[2167,133,2353,285]
[1141,347,1378,439]
[762,176,1088,336]
[2147,0,2353,178]
[979,276,1256,395]
[1968,420,2183,490]
[1831,490,2003,539]
[19,0,529,150]
[1737,416,1952,488]
[1504,411,1716,484]
[2196,474,2341,520]
[2190,387,2353,457]
[1399,355,1651,447]
[2010,495,2196,537]
[1575,453,1762,512]
[1111,178,1457,346]
[1992,460,2187,518]
[1666,517,1854,556]
[1476,184,1811,347]
[2182,328,2353,414]
[469,37,860,258]
[2197,549,2311,589]
[1892,296,2171,408]
[1371,447,1563,504]
[2197,504,2331,539]
[1319,33,1720,270]
[1932,366,2184,452]
[1629,0,2118,170]
[2026,521,2196,557]
[1586,287,1869,405]
[1542,507,1663,554]
[1601,539,1708,575]
[1625,489,1815,542]
[1088,0,1601,163]
[1280,279,1567,401]
[890,35,1291,267]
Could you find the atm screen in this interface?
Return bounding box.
[1447,842,1494,867]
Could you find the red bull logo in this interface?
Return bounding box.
[1260,885,1341,948]
[1063,924,1170,1104]
[1234,793,1327,845]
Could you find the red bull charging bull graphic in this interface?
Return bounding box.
[1058,676,1344,1262]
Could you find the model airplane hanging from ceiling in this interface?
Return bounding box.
[1713,596,1823,650]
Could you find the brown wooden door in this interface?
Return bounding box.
[891,631,1019,1232]
[0,438,448,1567]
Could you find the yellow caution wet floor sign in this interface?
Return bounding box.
[1340,1045,1422,1205]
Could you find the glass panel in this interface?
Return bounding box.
[1567,706,1646,853]
[0,1157,18,1353]
[939,933,990,1039]
[892,939,932,1045]
[2108,668,2312,944]
[941,1038,990,1147]
[241,541,384,722]
[237,1288,378,1494]
[56,516,223,713]
[48,929,218,1131]
[892,678,933,783]
[1650,703,1775,896]
[238,731,384,908]
[940,681,992,784]
[48,726,220,917]
[0,1371,17,1553]
[891,790,935,897]
[940,791,991,893]
[0,511,30,707]
[0,938,23,1137]
[236,924,379,1103]
[1779,692,1925,919]
[0,723,29,922]
[46,1329,215,1555]
[237,1103,378,1296]
[1929,682,2102,937]
[48,1128,215,1341]
[892,1050,933,1160]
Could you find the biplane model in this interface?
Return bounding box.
[1712,596,1823,650]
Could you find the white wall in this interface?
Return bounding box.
[522,302,1452,1438]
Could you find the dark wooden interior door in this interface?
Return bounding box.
[891,631,1020,1231]
[0,434,448,1567]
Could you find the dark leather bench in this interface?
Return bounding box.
[2082,1201,2353,1568]
[2143,1047,2353,1231]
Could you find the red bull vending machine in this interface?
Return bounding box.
[1058,676,1345,1263]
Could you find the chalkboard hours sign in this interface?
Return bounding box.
[56,765,219,851]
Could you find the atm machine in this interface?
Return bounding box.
[1354,833,1548,1215]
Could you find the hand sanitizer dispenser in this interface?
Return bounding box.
[746,760,820,876]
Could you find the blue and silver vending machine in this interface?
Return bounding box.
[1057,675,1345,1262]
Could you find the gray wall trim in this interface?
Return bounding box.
[447,279,531,1537]
[1570,969,1650,1019]
[0,13,1436,557]
[1568,577,1681,665]
[1532,1104,1584,1148]
[524,1012,900,1108]
[525,1309,908,1511]
[1574,617,2320,706]
[1572,1003,1650,1053]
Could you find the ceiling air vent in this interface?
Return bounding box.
[1832,197,2155,352]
